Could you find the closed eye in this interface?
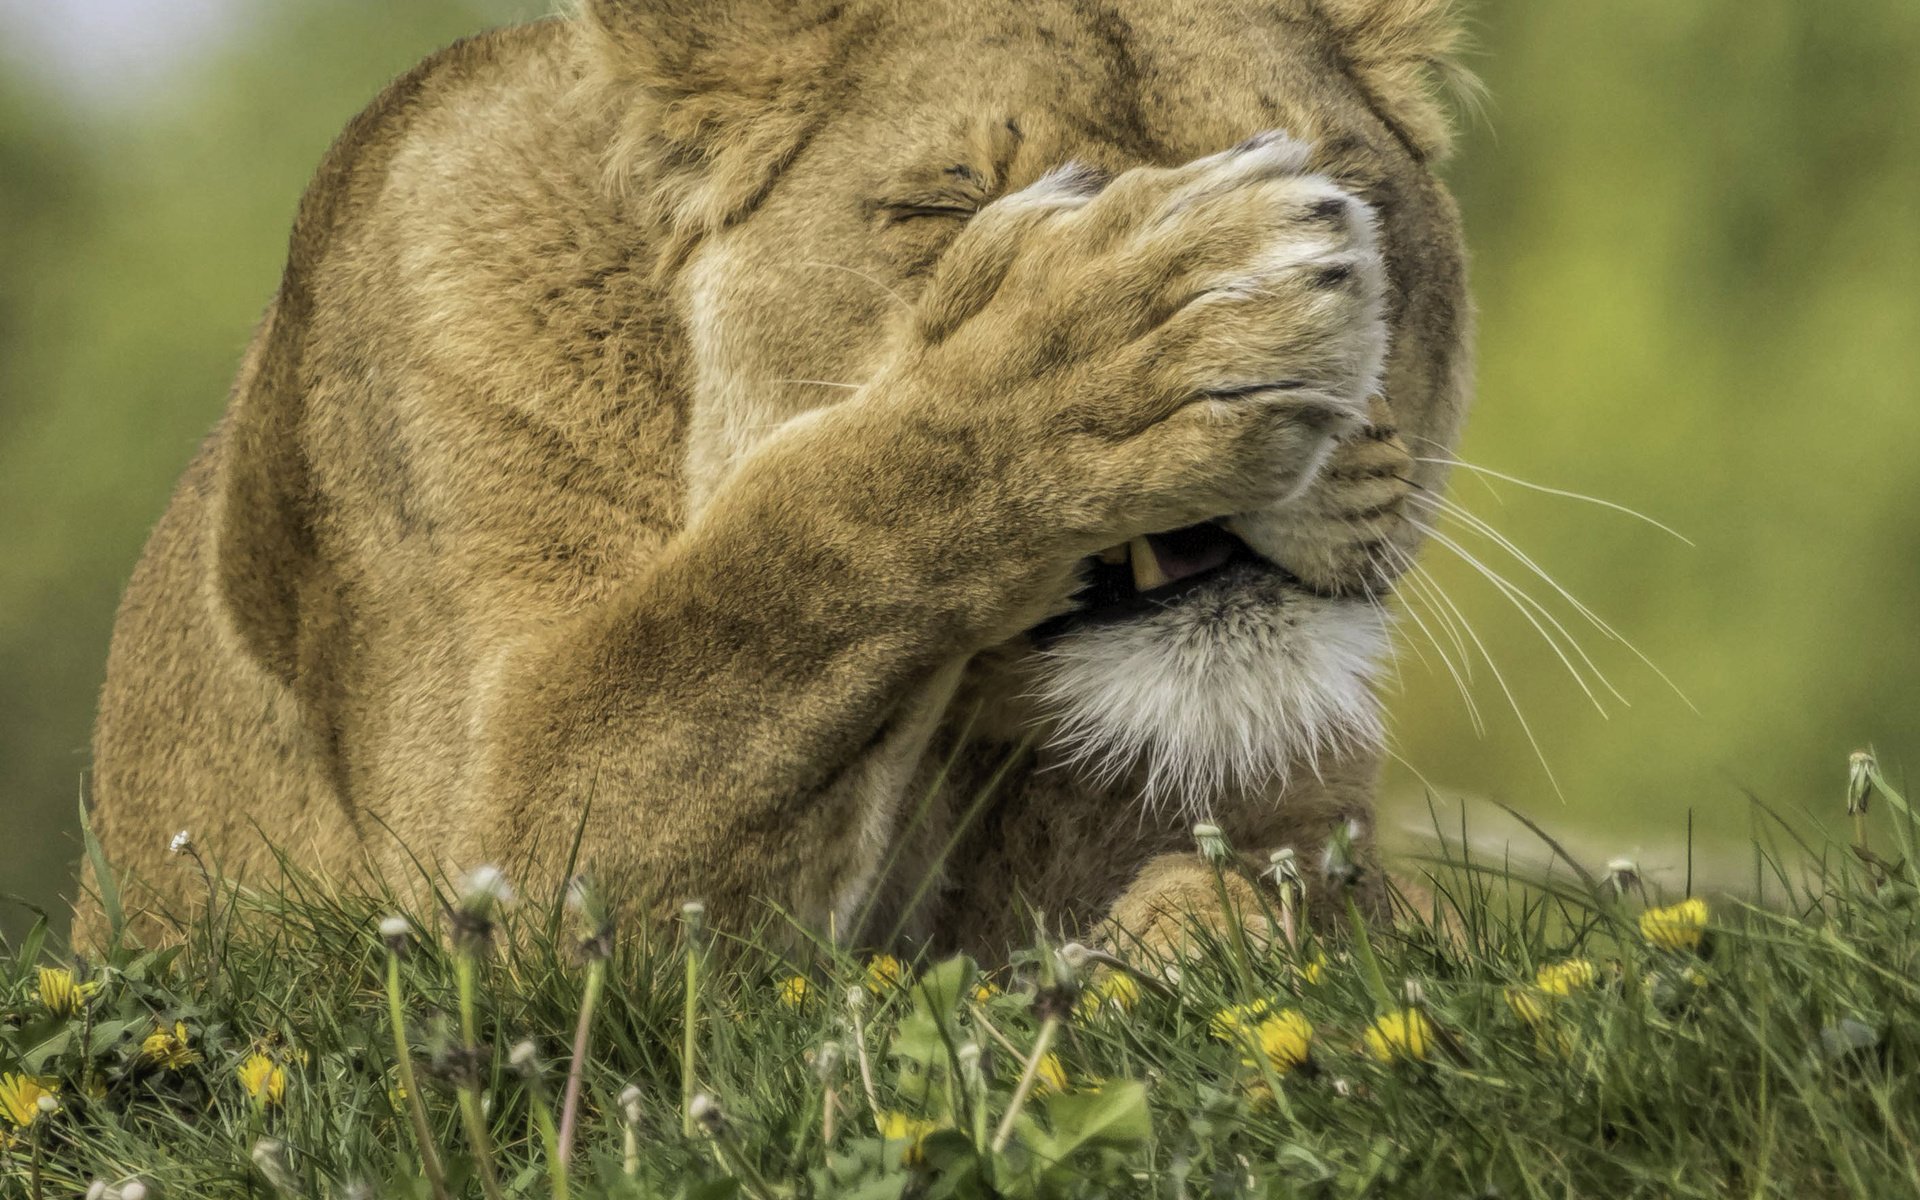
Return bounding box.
[881,203,977,224]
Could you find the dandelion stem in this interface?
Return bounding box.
[619,1086,643,1180]
[1343,890,1396,1013]
[29,1123,45,1200]
[525,1072,565,1200]
[454,954,507,1200]
[848,1002,883,1125]
[992,1015,1061,1153]
[385,953,452,1200]
[556,958,605,1166]
[680,910,704,1139]
[1206,859,1261,1001]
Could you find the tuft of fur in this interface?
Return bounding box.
[1032,567,1390,819]
[573,0,853,262]
[1312,0,1478,162]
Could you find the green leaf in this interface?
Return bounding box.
[21,1025,74,1074]
[890,1009,947,1068]
[1030,1080,1152,1170]
[87,1016,146,1056]
[79,788,125,949]
[910,956,977,1020]
[14,916,48,983]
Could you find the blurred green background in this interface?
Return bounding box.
[1,0,1915,942]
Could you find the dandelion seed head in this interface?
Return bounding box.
[459,864,513,908]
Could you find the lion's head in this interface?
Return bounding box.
[581,0,1473,810]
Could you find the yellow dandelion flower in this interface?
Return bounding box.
[238,1053,287,1107]
[1533,1025,1577,1059]
[1299,953,1327,986]
[1241,1009,1314,1075]
[971,979,1002,1003]
[878,1110,937,1165]
[1098,972,1140,1011]
[1639,898,1709,953]
[35,966,99,1019]
[1535,958,1597,996]
[1362,1008,1435,1064]
[0,1074,59,1129]
[139,1021,201,1071]
[1078,971,1139,1018]
[1033,1052,1069,1095]
[1209,997,1273,1042]
[777,975,811,1007]
[864,954,905,996]
[879,1110,936,1140]
[1505,986,1551,1027]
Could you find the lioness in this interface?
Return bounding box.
[82,0,1472,956]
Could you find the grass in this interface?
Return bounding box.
[3,753,1918,1198]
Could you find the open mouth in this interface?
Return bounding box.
[1030,521,1300,641]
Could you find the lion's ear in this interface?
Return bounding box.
[1316,0,1477,162]
[580,0,853,243]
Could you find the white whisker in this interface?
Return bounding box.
[1407,488,1697,713]
[797,260,912,311]
[772,378,864,391]
[1414,517,1616,718]
[1377,551,1488,736]
[1412,455,1693,546]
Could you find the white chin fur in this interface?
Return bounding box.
[1030,568,1389,817]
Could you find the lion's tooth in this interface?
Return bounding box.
[1099,544,1128,565]
[1130,536,1170,591]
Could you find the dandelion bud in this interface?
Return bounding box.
[1192,822,1230,864]
[1402,978,1427,1006]
[568,876,614,960]
[378,915,412,956]
[1268,847,1301,889]
[121,1184,150,1200]
[451,865,512,950]
[1848,751,1876,817]
[689,1091,725,1135]
[168,829,193,856]
[251,1138,300,1196]
[508,1040,540,1076]
[1321,833,1361,888]
[86,1184,108,1200]
[813,1041,843,1082]
[619,1083,644,1125]
[680,900,707,944]
[458,865,513,913]
[1605,858,1641,897]
[35,1093,58,1116]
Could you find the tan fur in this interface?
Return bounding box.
[81,0,1473,958]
